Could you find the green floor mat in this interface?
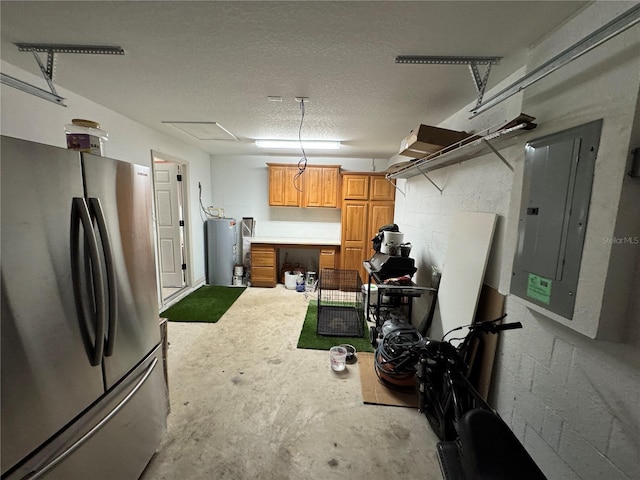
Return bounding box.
[160,285,246,323]
[296,301,374,352]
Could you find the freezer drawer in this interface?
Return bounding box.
[4,348,167,480]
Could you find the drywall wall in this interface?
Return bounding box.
[394,2,640,479]
[0,61,213,288]
[209,154,381,240]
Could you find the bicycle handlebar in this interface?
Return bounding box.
[495,321,522,331]
[466,317,522,334]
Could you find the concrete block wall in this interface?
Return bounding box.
[491,296,640,480]
[397,158,640,479]
[394,3,640,478]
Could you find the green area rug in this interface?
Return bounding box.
[160,286,246,323]
[296,301,374,353]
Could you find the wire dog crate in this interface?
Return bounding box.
[316,269,364,337]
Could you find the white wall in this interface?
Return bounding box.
[394,2,640,479]
[1,61,213,287]
[209,154,381,240]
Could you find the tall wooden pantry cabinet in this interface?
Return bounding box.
[340,173,395,281]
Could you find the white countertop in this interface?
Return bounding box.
[249,237,341,246]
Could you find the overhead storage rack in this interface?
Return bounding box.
[386,120,537,186]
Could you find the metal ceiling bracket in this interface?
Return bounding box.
[469,62,493,106]
[31,49,59,97]
[2,43,125,106]
[471,3,640,116]
[396,55,501,106]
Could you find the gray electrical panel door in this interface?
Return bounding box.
[511,119,602,319]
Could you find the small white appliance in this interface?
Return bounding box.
[380,231,404,255]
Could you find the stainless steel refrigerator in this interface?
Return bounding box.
[205,217,237,286]
[1,136,168,480]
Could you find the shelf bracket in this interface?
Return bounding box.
[1,43,124,106]
[395,55,501,107]
[386,176,406,197]
[482,138,514,171]
[417,168,444,194]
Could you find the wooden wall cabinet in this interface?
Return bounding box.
[304,166,340,208]
[369,175,396,201]
[340,173,395,281]
[342,175,370,200]
[267,163,340,208]
[268,164,301,206]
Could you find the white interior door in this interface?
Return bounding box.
[154,162,184,288]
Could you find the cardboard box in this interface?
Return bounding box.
[398,124,469,158]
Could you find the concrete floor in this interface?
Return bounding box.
[141,285,441,480]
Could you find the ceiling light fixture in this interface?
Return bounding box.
[255,140,340,150]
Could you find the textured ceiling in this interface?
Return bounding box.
[0,1,590,159]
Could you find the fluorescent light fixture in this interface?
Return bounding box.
[255,140,340,150]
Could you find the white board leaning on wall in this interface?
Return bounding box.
[431,212,497,343]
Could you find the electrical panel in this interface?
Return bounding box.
[511,119,602,319]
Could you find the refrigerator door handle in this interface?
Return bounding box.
[71,197,106,366]
[88,197,118,357]
[22,357,159,480]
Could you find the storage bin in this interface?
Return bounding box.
[362,283,378,308]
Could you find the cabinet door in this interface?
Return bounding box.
[342,175,369,200]
[368,201,396,256]
[370,176,396,201]
[340,201,368,281]
[268,165,300,206]
[321,167,340,208]
[283,167,302,206]
[319,248,337,271]
[268,166,285,206]
[303,167,339,208]
[303,167,323,207]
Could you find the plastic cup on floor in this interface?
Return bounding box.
[329,346,347,372]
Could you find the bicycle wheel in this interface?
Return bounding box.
[422,374,455,440]
[369,326,378,347]
[425,391,455,440]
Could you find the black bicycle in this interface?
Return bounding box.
[415,316,547,480]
